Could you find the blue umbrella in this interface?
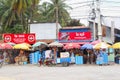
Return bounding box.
[81,43,93,49]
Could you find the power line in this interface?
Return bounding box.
[101,1,120,3]
[101,5,120,8]
[71,15,89,17]
[101,9,120,11]
[70,14,120,17]
[67,1,120,12]
[71,17,88,19]
[103,16,120,18]
[67,1,120,9]
[68,8,120,12]
[71,4,91,9]
[67,4,91,11]
[67,1,92,5]
[67,0,120,20]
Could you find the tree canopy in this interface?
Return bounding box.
[0,0,39,33]
[66,19,84,27]
[0,0,84,36]
[36,0,72,26]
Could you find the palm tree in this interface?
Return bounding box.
[0,0,15,32]
[38,0,72,26]
[11,0,39,32]
[35,2,53,22]
[49,0,72,26]
[0,0,39,33]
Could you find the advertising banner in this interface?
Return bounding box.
[58,32,91,41]
[3,33,36,44]
[60,52,70,58]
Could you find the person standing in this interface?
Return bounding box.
[83,48,88,64]
[40,50,45,64]
[3,50,9,64]
[0,53,4,63]
[102,49,109,65]
[88,50,95,64]
[96,50,104,66]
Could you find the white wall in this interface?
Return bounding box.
[30,23,61,40]
[103,17,120,30]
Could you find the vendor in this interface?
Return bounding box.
[14,50,28,65]
[49,46,59,64]
[0,53,4,63]
[115,51,120,64]
[69,49,75,57]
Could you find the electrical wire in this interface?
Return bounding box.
[102,8,120,12]
[71,4,91,8]
[101,5,120,8]
[103,16,120,18]
[67,1,92,5]
[101,1,120,3]
[66,0,120,20]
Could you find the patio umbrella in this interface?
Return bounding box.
[0,44,2,49]
[90,40,101,45]
[48,41,63,47]
[81,43,93,49]
[7,42,16,46]
[32,42,48,48]
[21,43,32,47]
[0,43,13,49]
[13,43,30,50]
[112,42,120,49]
[64,43,80,49]
[94,42,111,49]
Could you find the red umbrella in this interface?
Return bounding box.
[0,43,13,49]
[64,43,81,49]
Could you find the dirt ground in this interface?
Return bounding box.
[0,63,120,80]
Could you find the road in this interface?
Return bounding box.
[0,63,120,80]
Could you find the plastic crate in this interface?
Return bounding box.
[60,58,71,63]
[29,53,35,64]
[23,62,27,65]
[56,58,60,63]
[75,56,83,64]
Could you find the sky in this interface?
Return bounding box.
[40,0,120,26]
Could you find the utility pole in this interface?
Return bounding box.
[111,21,115,44]
[89,0,96,40]
[96,0,102,41]
[92,1,96,40]
[56,5,59,40]
[93,16,96,40]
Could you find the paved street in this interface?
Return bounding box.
[0,63,120,80]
